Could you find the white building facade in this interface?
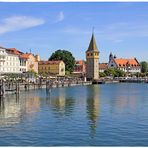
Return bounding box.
[108,53,141,73]
[0,47,27,74]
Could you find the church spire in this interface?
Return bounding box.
[87,31,98,52]
[86,30,100,80]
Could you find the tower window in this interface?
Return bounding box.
[87,53,89,56]
[91,53,93,56]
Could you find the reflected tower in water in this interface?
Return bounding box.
[86,85,100,138]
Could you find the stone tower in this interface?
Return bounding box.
[86,32,100,81]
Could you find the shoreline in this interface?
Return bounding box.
[2,79,148,96]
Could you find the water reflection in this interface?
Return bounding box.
[48,88,75,117]
[0,92,41,127]
[25,95,40,114]
[86,85,100,138]
[0,95,24,126]
[0,97,5,116]
[108,84,138,114]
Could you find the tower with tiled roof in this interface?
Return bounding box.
[86,32,100,80]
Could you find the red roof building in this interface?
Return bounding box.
[99,63,108,72]
[108,53,141,73]
[72,60,86,76]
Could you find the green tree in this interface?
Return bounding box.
[104,68,125,77]
[48,49,75,73]
[104,68,116,77]
[134,72,140,77]
[99,72,106,77]
[114,68,125,77]
[140,61,148,73]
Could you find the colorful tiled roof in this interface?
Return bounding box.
[6,48,21,55]
[19,54,29,59]
[114,58,140,67]
[0,46,38,60]
[99,63,108,69]
[39,60,63,65]
[20,53,32,59]
[75,60,86,66]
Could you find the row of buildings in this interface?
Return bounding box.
[0,32,141,79]
[0,47,39,74]
[73,54,141,77]
[0,47,65,76]
[73,33,141,79]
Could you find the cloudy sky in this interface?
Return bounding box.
[0,2,148,62]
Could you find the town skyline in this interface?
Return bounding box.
[0,2,148,62]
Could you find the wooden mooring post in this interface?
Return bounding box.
[46,80,52,93]
[15,82,20,94]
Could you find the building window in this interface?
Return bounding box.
[87,53,89,56]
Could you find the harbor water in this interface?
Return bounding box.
[0,83,148,146]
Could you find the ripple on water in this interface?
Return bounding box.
[0,84,148,146]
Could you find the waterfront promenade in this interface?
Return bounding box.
[0,76,147,96]
[0,78,92,96]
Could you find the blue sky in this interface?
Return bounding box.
[0,2,148,62]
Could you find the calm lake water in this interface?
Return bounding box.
[0,83,148,146]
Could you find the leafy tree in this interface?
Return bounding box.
[104,68,116,77]
[99,72,106,77]
[104,68,125,77]
[49,49,75,73]
[114,68,125,77]
[140,61,148,73]
[65,71,70,75]
[134,72,140,77]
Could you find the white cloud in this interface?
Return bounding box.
[0,15,45,35]
[55,11,64,23]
